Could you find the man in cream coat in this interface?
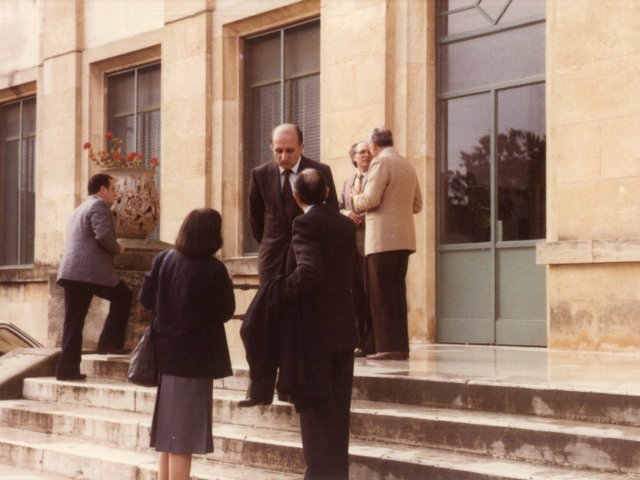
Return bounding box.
[352,127,422,360]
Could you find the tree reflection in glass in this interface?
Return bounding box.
[444,129,546,244]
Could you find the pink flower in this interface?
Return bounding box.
[83,142,92,150]
[104,132,113,140]
[149,157,158,166]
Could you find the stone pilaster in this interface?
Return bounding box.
[35,0,84,266]
[160,1,214,242]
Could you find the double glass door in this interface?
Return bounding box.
[436,0,546,345]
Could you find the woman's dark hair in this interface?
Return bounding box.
[175,208,223,258]
[88,173,113,195]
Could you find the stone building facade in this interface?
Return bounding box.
[0,0,638,352]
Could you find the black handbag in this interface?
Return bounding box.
[127,325,158,386]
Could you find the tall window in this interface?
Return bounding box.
[0,97,36,266]
[438,0,546,244]
[243,19,320,254]
[107,63,161,237]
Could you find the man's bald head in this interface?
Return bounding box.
[270,123,304,169]
[294,168,328,206]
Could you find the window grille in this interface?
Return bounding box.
[243,19,320,254]
[0,97,36,266]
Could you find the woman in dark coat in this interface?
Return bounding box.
[139,208,235,480]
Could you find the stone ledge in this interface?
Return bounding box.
[537,238,640,265]
[224,256,258,277]
[0,348,59,400]
[0,264,52,284]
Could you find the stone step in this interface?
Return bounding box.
[351,371,640,427]
[80,354,249,391]
[0,418,634,480]
[14,379,640,474]
[82,355,640,427]
[0,462,73,480]
[0,426,297,480]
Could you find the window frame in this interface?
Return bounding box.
[241,17,321,255]
[105,61,161,168]
[0,95,37,267]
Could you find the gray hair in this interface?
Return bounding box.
[370,127,393,148]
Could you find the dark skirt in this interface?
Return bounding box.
[150,374,214,454]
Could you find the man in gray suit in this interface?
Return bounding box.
[56,173,132,381]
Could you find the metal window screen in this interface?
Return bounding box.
[243,19,320,254]
[0,98,36,266]
[107,63,161,239]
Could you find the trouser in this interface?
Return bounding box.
[366,250,411,353]
[56,279,132,377]
[352,253,375,354]
[300,350,354,480]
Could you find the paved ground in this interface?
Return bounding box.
[230,343,640,395]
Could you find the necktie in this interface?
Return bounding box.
[282,169,297,228]
[353,173,363,194]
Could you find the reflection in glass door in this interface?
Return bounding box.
[436,0,546,346]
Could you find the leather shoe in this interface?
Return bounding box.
[56,373,87,381]
[237,398,271,407]
[366,351,409,361]
[354,348,367,358]
[97,346,130,355]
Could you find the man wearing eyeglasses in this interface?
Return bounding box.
[339,141,375,358]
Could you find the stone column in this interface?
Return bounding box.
[161,0,214,242]
[35,0,84,267]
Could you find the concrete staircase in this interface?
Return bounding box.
[0,354,640,479]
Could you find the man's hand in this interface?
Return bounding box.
[118,241,126,256]
[340,209,362,225]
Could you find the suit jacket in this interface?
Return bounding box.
[139,249,235,379]
[339,173,366,257]
[353,147,422,255]
[240,274,327,411]
[282,203,358,353]
[248,156,339,284]
[57,194,121,287]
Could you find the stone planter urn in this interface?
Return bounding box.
[103,167,160,239]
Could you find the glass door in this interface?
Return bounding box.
[436,0,547,345]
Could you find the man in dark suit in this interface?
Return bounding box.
[56,173,132,381]
[240,123,340,407]
[339,141,375,357]
[248,123,339,285]
[283,168,358,480]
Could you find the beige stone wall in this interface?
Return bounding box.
[543,0,640,351]
[84,0,164,49]
[0,0,436,350]
[0,280,50,346]
[0,1,38,77]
